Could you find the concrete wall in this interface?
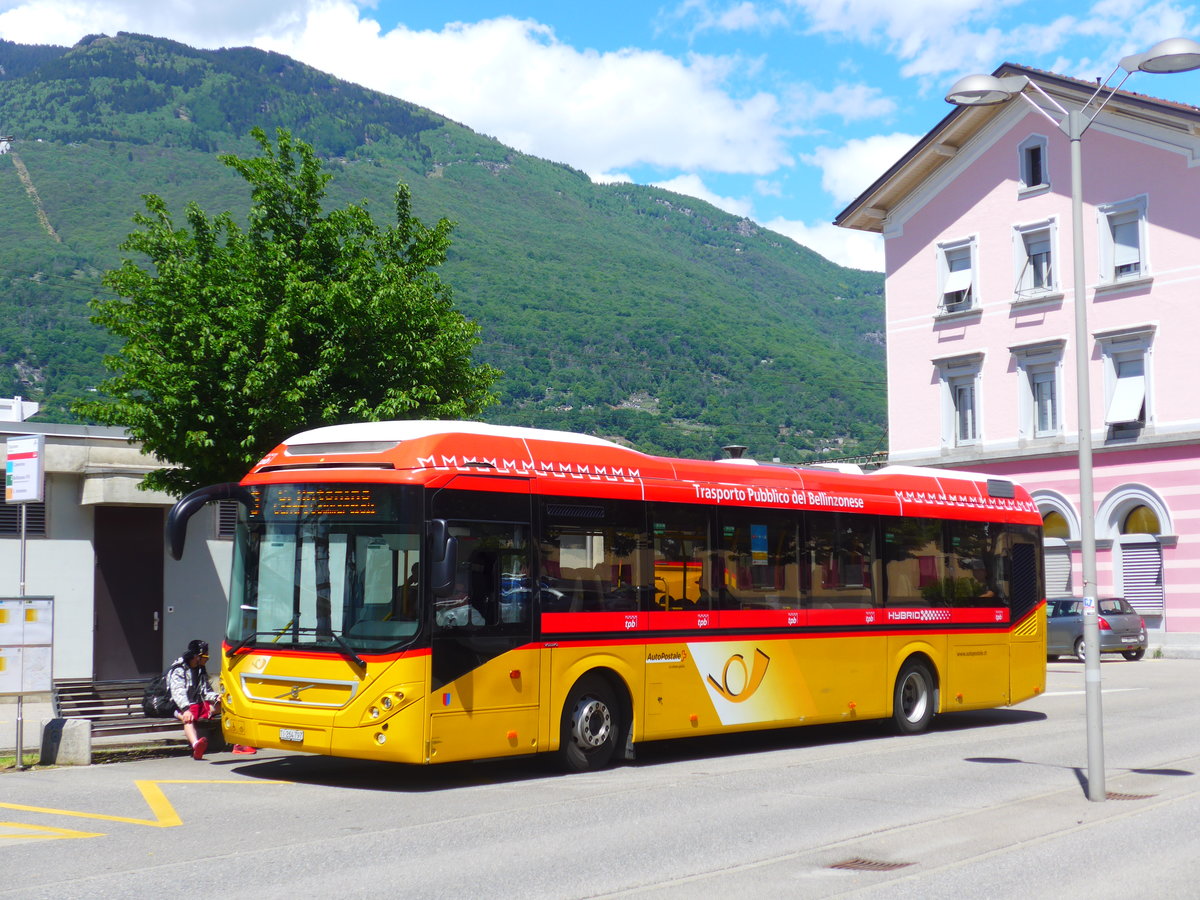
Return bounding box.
[3,424,233,679]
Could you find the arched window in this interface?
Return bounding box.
[1121,505,1160,535]
[1042,510,1070,539]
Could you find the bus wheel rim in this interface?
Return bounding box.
[572,697,612,749]
[901,673,928,722]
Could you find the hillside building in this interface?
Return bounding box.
[2,420,231,682]
[836,64,1200,647]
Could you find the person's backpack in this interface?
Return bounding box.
[142,664,181,718]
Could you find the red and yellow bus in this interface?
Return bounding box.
[168,421,1046,771]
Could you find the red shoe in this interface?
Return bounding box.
[231,745,258,755]
[192,737,208,760]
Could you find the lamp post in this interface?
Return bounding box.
[946,38,1200,802]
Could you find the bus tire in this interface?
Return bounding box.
[893,659,935,735]
[558,675,621,772]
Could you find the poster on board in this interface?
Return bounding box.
[0,597,53,696]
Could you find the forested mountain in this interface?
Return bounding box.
[0,32,885,462]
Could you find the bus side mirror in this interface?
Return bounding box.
[429,519,458,597]
[167,483,252,560]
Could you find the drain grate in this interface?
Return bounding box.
[1106,792,1157,801]
[829,857,914,872]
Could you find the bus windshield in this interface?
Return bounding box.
[227,484,424,653]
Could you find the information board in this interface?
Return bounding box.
[5,434,45,503]
[0,597,53,695]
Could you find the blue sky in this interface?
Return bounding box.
[2,1,1199,271]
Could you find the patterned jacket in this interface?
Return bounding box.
[166,656,219,711]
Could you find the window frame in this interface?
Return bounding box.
[1012,219,1059,302]
[1097,195,1149,286]
[936,236,978,315]
[1017,134,1050,195]
[935,353,984,449]
[1011,339,1065,441]
[953,377,978,445]
[1097,327,1154,439]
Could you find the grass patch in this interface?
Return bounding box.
[0,751,41,770]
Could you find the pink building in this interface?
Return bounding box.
[837,64,1200,645]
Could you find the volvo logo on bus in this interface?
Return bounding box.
[277,683,315,701]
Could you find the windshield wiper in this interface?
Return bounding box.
[328,631,367,671]
[225,632,259,659]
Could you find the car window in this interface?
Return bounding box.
[1050,600,1078,618]
[1099,598,1133,615]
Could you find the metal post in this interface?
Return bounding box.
[18,503,27,598]
[15,693,25,771]
[1068,109,1105,801]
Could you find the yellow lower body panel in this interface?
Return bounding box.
[428,706,541,763]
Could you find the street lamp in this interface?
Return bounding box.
[946,38,1200,803]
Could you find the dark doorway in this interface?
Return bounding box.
[93,506,164,680]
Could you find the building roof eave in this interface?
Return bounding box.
[834,61,1200,235]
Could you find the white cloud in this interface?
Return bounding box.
[0,3,792,178]
[754,178,783,196]
[0,0,318,47]
[249,11,792,176]
[590,171,634,185]
[804,132,920,206]
[661,0,790,36]
[651,173,755,217]
[785,0,1200,82]
[764,216,884,270]
[784,81,897,123]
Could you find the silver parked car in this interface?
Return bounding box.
[1046,597,1147,661]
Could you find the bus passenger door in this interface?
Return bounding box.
[428,483,541,761]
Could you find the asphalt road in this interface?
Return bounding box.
[5,658,1200,899]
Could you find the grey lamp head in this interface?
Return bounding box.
[944,74,1030,107]
[1119,37,1200,74]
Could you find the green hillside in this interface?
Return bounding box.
[0,32,885,462]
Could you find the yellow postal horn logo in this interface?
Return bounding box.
[707,648,770,703]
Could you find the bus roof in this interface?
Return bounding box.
[248,421,1040,522]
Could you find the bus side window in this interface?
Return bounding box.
[538,498,649,615]
[719,509,801,610]
[806,511,878,608]
[946,521,1004,606]
[883,517,943,607]
[651,503,714,611]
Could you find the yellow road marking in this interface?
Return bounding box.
[0,821,105,841]
[0,779,288,833]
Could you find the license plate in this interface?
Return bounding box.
[279,728,304,743]
[1121,636,1137,643]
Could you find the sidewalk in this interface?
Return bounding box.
[0,696,186,758]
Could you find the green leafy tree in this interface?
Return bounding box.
[75,127,498,496]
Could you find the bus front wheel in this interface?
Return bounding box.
[893,659,935,734]
[558,676,621,772]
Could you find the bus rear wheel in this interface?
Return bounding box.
[558,676,620,772]
[893,660,935,734]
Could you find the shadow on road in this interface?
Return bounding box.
[217,707,1048,793]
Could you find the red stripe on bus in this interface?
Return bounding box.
[542,606,1011,634]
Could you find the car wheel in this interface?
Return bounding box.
[1122,648,1146,661]
[893,659,935,735]
[557,675,621,772]
[1074,637,1087,662]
